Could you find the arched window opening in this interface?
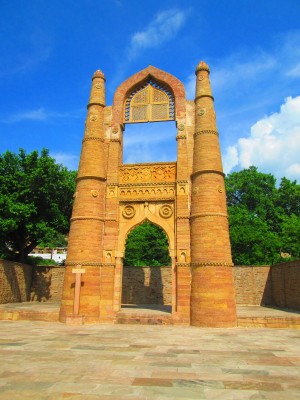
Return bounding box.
[124,78,175,123]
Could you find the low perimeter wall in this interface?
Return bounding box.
[271,260,300,309]
[0,260,64,303]
[1,260,300,310]
[0,260,32,303]
[233,265,272,305]
[122,266,172,305]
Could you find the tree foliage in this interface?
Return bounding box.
[226,166,300,265]
[124,220,171,266]
[0,149,76,262]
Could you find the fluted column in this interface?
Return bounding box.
[190,61,237,327]
[59,70,108,323]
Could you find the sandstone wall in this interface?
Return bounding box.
[122,266,172,305]
[0,260,32,303]
[1,260,300,310]
[30,266,65,302]
[271,260,300,309]
[233,265,272,305]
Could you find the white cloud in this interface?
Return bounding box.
[3,108,84,123]
[222,145,238,176]
[287,63,300,77]
[128,9,188,58]
[223,96,300,182]
[4,108,49,122]
[207,31,300,103]
[211,51,276,93]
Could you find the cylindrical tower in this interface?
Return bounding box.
[190,61,237,327]
[59,70,107,323]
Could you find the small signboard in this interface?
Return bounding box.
[72,268,86,274]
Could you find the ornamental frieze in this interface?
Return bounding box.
[119,163,176,183]
[119,185,175,199]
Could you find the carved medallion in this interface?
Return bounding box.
[122,205,136,219]
[178,124,185,131]
[159,205,173,218]
[91,190,99,198]
[89,115,97,121]
[197,108,206,116]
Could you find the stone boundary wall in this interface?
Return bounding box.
[122,266,172,305]
[233,265,272,305]
[30,266,65,302]
[0,260,32,303]
[1,260,299,309]
[271,260,300,309]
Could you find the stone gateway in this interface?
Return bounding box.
[59,63,237,327]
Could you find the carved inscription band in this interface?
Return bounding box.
[82,137,105,143]
[66,262,115,267]
[71,216,117,222]
[194,130,219,138]
[176,134,187,140]
[176,263,190,268]
[191,262,234,268]
[110,138,121,142]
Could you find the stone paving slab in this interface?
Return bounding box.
[0,320,300,399]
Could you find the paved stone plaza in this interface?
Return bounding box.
[0,321,299,399]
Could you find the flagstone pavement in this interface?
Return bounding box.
[0,320,299,399]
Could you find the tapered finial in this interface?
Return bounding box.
[195,61,210,74]
[93,69,105,80]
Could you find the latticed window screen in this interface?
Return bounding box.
[124,79,175,123]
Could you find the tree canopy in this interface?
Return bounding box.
[0,149,76,262]
[124,220,171,266]
[225,166,300,265]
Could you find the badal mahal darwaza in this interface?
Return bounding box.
[59,62,237,327]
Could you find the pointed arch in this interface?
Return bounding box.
[118,213,175,258]
[124,78,175,123]
[112,66,186,128]
[123,219,171,267]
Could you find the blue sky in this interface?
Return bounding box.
[1,0,300,183]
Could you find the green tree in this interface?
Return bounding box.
[225,166,300,265]
[123,220,171,266]
[0,149,76,262]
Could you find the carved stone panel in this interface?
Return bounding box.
[119,163,176,184]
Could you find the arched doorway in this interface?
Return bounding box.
[123,220,171,267]
[121,220,171,312]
